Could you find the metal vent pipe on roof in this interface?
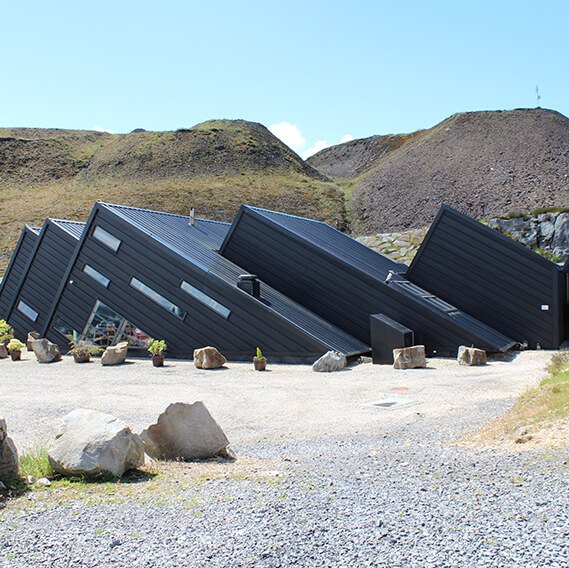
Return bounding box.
[189,208,195,226]
[237,274,261,299]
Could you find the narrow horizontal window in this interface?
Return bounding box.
[180,281,231,319]
[93,226,121,252]
[83,264,110,288]
[129,277,186,320]
[17,300,38,322]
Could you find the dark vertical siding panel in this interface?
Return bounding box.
[0,230,38,319]
[406,207,563,348]
[49,209,330,360]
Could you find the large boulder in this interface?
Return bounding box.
[140,402,232,460]
[0,344,7,359]
[193,346,226,369]
[457,345,487,366]
[30,338,62,363]
[312,351,347,372]
[48,409,144,478]
[393,345,426,369]
[0,419,18,481]
[101,342,128,366]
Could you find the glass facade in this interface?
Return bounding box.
[92,226,121,252]
[180,280,231,319]
[17,300,38,322]
[129,277,186,320]
[83,264,110,288]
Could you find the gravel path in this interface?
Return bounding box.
[1,351,568,567]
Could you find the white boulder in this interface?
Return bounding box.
[312,351,347,372]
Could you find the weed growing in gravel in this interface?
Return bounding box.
[18,444,53,480]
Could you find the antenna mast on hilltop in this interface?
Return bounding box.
[535,84,541,108]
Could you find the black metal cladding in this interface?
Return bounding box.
[0,226,40,319]
[6,219,84,340]
[406,205,566,349]
[45,203,369,361]
[220,206,516,354]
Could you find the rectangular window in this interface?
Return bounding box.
[17,300,38,322]
[83,264,110,288]
[129,277,186,320]
[180,281,231,319]
[93,226,121,252]
[53,318,79,342]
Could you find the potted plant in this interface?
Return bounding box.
[0,319,14,346]
[253,346,267,371]
[7,339,25,361]
[69,340,103,363]
[148,339,167,367]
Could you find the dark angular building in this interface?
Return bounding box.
[0,225,41,320]
[3,219,84,340]
[41,202,369,362]
[220,205,516,355]
[406,205,568,349]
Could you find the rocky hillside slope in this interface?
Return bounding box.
[308,108,569,233]
[0,121,344,273]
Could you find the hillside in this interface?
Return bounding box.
[0,120,344,274]
[308,108,569,233]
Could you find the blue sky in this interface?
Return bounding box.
[2,0,567,157]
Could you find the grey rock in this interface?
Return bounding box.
[0,344,7,359]
[26,331,40,352]
[457,346,487,366]
[553,213,569,257]
[393,345,426,369]
[48,408,144,478]
[193,346,226,369]
[0,419,18,481]
[312,351,347,372]
[30,338,62,363]
[101,342,128,366]
[140,401,231,460]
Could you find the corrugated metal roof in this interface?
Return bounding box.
[27,226,42,235]
[247,206,407,279]
[50,219,85,239]
[98,203,369,356]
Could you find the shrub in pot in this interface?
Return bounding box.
[253,346,267,371]
[148,339,167,367]
[69,340,103,363]
[0,319,14,346]
[7,339,25,361]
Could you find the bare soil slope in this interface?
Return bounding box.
[0,121,343,274]
[309,108,569,232]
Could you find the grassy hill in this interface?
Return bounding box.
[308,108,569,233]
[0,120,345,274]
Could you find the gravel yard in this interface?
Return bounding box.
[1,351,568,567]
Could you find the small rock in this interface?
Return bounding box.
[457,346,487,366]
[312,351,347,372]
[37,477,51,486]
[30,338,62,364]
[193,346,226,369]
[101,342,128,366]
[26,475,36,485]
[393,346,426,369]
[26,331,40,352]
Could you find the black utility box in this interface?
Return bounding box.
[370,313,414,364]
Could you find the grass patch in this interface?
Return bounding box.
[464,353,569,447]
[18,444,53,480]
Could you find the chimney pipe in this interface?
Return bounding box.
[189,208,195,226]
[237,274,261,299]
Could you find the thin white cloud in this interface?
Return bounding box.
[93,125,115,134]
[340,134,355,143]
[302,140,329,159]
[269,121,306,152]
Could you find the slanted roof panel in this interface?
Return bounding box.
[50,219,86,240]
